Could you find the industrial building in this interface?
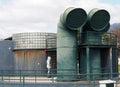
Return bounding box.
[0,7,119,87]
[0,32,56,74]
[0,31,118,78]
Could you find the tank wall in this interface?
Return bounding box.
[14,50,47,74]
[12,32,56,75]
[13,32,56,49]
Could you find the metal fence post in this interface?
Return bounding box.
[22,75,25,87]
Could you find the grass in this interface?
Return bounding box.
[118,64,120,72]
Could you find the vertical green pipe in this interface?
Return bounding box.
[57,7,87,81]
[112,47,118,77]
[86,47,90,80]
[80,48,87,80]
[57,27,77,80]
[90,48,101,80]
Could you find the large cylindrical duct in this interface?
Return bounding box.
[81,8,110,44]
[57,7,87,81]
[87,8,110,31]
[80,8,110,80]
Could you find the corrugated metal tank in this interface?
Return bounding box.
[12,32,56,75]
[13,32,56,49]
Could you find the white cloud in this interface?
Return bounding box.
[0,0,119,38]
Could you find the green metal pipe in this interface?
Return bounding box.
[80,8,110,80]
[87,8,110,31]
[57,7,87,81]
[86,47,90,80]
[81,8,110,45]
[90,48,101,80]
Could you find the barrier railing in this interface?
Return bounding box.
[0,69,119,87]
[80,32,117,46]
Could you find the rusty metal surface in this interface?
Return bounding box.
[14,50,46,74]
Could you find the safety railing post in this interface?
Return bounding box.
[22,76,25,87]
[35,70,36,84]
[2,70,3,81]
[19,70,21,83]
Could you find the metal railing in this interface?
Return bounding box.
[0,69,119,87]
[79,32,117,46]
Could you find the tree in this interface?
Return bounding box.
[109,26,120,47]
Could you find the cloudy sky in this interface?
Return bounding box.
[0,0,120,38]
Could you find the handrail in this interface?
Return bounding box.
[0,69,119,87]
[0,69,119,81]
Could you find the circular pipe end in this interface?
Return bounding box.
[88,8,110,31]
[63,7,87,30]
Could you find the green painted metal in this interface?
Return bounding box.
[81,31,102,44]
[90,48,101,79]
[57,7,117,81]
[61,7,87,30]
[112,47,118,77]
[0,69,118,87]
[81,8,110,45]
[88,8,110,31]
[80,48,101,80]
[80,48,87,79]
[86,47,90,80]
[57,7,87,81]
[106,83,114,87]
[80,8,111,80]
